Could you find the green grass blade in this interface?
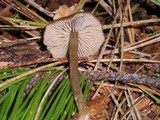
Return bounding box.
[83,80,91,100]
[0,68,30,81]
[0,67,90,120]
[0,85,19,120]
[143,89,160,104]
[43,77,69,120]
[151,0,160,6]
[60,93,74,120]
[8,74,35,120]
[51,78,71,119]
[23,74,52,120]
[0,77,27,92]
[6,17,47,26]
[39,76,67,120]
[67,96,76,119]
[17,81,42,120]
[136,84,160,104]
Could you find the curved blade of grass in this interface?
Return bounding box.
[35,68,67,120]
[19,77,48,120]
[39,76,67,120]
[60,92,74,120]
[0,86,18,103]
[141,87,160,104]
[0,67,90,120]
[23,74,52,120]
[151,0,160,6]
[0,77,27,92]
[0,67,64,120]
[67,97,76,119]
[8,74,35,120]
[6,17,47,26]
[43,75,91,120]
[144,90,160,104]
[17,79,42,120]
[0,85,19,120]
[83,80,91,101]
[43,77,69,119]
[61,75,89,119]
[18,70,61,119]
[136,84,160,104]
[62,76,91,119]
[51,78,71,120]
[0,68,30,81]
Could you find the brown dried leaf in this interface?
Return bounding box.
[53,4,77,20]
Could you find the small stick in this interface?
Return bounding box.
[103,18,160,30]
[24,0,54,18]
[85,71,160,88]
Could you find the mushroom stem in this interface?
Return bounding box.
[69,31,88,119]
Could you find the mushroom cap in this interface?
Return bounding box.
[44,12,104,58]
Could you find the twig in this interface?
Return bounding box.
[94,2,122,71]
[0,57,89,70]
[127,89,142,120]
[74,0,88,13]
[108,88,126,120]
[2,0,48,23]
[119,95,146,120]
[91,81,104,100]
[119,6,125,72]
[105,35,160,55]
[0,37,41,49]
[1,57,160,70]
[154,107,160,120]
[0,58,56,69]
[127,83,160,97]
[0,16,40,37]
[100,83,143,93]
[95,0,112,15]
[106,24,121,71]
[103,19,160,30]
[24,0,54,18]
[113,97,126,120]
[0,25,44,30]
[135,53,159,73]
[127,0,135,43]
[89,58,160,64]
[124,91,137,120]
[91,0,101,14]
[129,51,151,57]
[85,71,160,88]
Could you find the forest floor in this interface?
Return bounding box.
[0,0,160,120]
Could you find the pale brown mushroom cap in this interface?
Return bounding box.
[44,12,105,58]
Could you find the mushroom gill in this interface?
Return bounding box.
[44,12,104,58]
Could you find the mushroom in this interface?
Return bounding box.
[44,12,104,58]
[44,12,104,119]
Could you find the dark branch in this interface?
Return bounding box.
[85,71,160,88]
